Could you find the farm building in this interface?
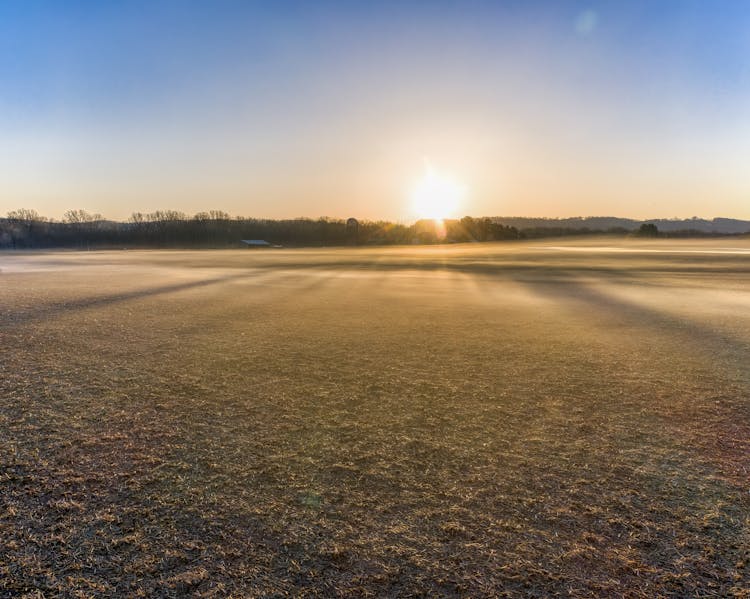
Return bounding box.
[241,239,274,248]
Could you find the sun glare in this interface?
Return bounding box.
[410,165,466,221]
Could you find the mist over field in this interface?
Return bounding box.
[1,240,749,596]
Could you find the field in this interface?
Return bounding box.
[1,239,749,597]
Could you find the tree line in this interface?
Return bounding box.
[5,208,725,249]
[0,210,527,249]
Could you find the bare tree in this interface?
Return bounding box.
[7,208,42,222]
[63,209,102,224]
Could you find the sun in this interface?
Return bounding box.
[410,164,466,220]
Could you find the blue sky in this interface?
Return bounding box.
[1,1,749,220]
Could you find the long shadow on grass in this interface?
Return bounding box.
[242,250,750,278]
[2,268,350,330]
[1,273,253,328]
[515,274,750,368]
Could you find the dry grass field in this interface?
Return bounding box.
[1,239,749,597]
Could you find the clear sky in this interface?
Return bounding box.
[1,1,749,221]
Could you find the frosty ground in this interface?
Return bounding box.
[1,240,748,596]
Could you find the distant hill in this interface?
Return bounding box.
[491,216,750,234]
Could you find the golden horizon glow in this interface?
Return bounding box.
[409,164,466,221]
